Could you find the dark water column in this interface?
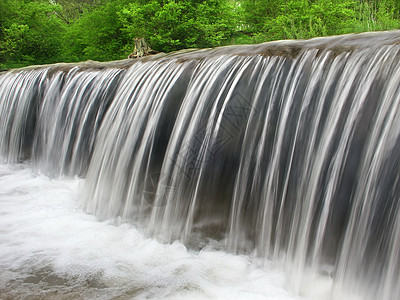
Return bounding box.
[0,69,48,162]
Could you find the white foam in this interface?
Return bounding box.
[0,163,302,299]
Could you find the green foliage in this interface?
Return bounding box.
[52,0,104,22]
[0,0,66,67]
[119,0,237,52]
[239,0,281,33]
[351,0,400,32]
[261,0,356,41]
[1,0,400,69]
[63,0,130,62]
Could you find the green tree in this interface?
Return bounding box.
[52,0,104,24]
[261,0,356,40]
[239,0,281,33]
[63,0,131,62]
[0,0,66,68]
[119,0,237,52]
[352,0,400,32]
[252,0,400,41]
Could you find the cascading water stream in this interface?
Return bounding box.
[1,31,400,299]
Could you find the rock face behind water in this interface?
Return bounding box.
[2,31,400,300]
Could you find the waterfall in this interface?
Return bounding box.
[1,31,400,299]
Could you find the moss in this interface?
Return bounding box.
[258,44,303,59]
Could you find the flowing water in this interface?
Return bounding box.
[0,163,303,299]
[1,31,400,299]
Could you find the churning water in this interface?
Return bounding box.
[1,31,400,299]
[0,163,303,299]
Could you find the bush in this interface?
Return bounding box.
[119,0,237,52]
[63,0,131,62]
[0,0,66,67]
[261,0,356,41]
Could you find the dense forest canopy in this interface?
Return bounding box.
[0,0,399,69]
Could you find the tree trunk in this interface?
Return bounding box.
[128,38,158,59]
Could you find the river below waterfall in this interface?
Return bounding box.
[0,163,323,300]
